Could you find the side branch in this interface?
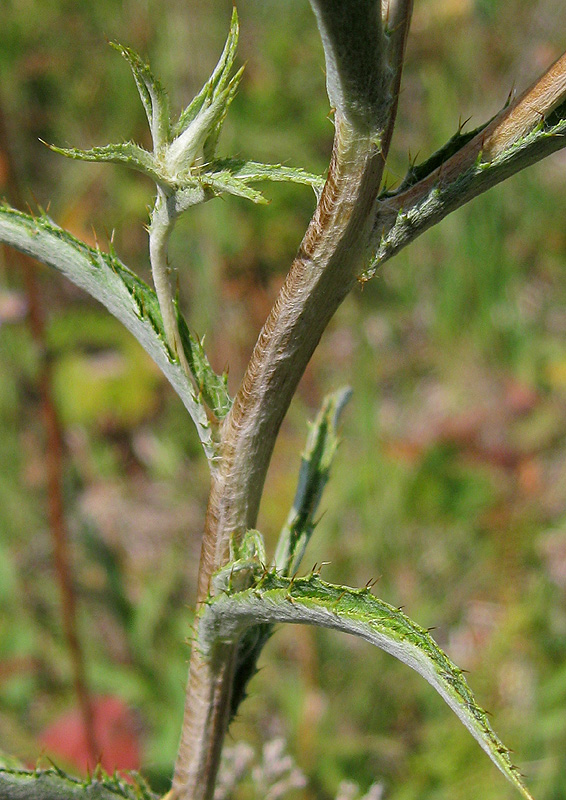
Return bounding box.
[367,50,566,276]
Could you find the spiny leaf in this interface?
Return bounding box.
[166,66,244,177]
[230,621,273,720]
[45,141,163,186]
[0,766,158,800]
[202,66,245,163]
[199,169,268,204]
[207,158,326,194]
[110,42,171,151]
[172,7,239,139]
[176,309,232,419]
[274,387,351,575]
[365,111,566,282]
[380,117,493,199]
[201,571,534,800]
[0,203,216,463]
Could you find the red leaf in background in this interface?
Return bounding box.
[38,695,140,774]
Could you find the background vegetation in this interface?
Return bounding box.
[1,0,566,797]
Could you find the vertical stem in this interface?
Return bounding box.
[381,0,414,160]
[149,190,192,377]
[0,100,98,765]
[172,115,387,800]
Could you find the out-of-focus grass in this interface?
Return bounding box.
[2,0,566,797]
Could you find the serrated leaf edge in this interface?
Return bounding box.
[200,571,533,800]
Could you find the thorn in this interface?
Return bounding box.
[426,626,437,633]
[25,201,36,221]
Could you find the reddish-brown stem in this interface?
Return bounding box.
[0,100,98,767]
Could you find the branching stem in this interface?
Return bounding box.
[368,49,566,275]
[149,190,191,376]
[172,112,388,800]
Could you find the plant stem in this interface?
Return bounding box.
[381,0,414,159]
[149,190,191,376]
[368,49,566,275]
[171,112,387,800]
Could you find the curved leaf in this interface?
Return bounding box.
[176,309,232,419]
[110,42,171,151]
[45,141,163,186]
[0,767,156,800]
[172,7,239,140]
[0,204,217,462]
[200,571,533,800]
[208,158,325,195]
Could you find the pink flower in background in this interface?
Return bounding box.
[38,696,140,775]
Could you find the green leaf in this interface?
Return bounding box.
[0,767,157,800]
[176,309,232,419]
[202,67,245,163]
[0,204,217,462]
[201,571,534,800]
[110,42,171,151]
[207,158,326,194]
[166,67,244,178]
[274,387,351,575]
[200,169,268,204]
[45,141,163,186]
[172,7,239,140]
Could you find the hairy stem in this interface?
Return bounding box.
[172,112,387,800]
[381,0,414,160]
[149,190,191,375]
[368,49,566,275]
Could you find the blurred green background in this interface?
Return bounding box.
[1,0,566,797]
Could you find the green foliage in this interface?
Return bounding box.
[2,2,566,799]
[203,559,532,799]
[0,203,217,460]
[274,387,352,575]
[48,11,323,207]
[0,767,157,800]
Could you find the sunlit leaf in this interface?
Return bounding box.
[274,387,351,575]
[0,204,217,462]
[202,570,534,800]
[110,42,171,151]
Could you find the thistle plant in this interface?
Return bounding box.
[1,2,566,800]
